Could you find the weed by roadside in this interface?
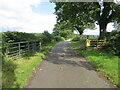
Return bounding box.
[71,41,119,87]
[2,41,59,88]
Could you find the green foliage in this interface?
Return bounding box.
[2,41,59,88]
[72,35,80,41]
[60,30,73,38]
[54,2,97,35]
[53,29,73,39]
[104,30,120,56]
[34,33,43,40]
[41,31,53,44]
[2,56,18,88]
[54,2,120,38]
[20,50,29,58]
[2,31,55,54]
[72,35,98,41]
[2,31,38,54]
[2,31,37,43]
[53,21,73,31]
[53,21,74,39]
[71,41,119,87]
[1,31,65,88]
[54,36,65,41]
[2,31,58,88]
[2,31,54,44]
[60,37,65,41]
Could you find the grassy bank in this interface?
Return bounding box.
[3,41,59,88]
[71,41,119,87]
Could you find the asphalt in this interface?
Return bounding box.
[27,41,111,88]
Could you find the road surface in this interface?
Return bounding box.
[27,41,111,88]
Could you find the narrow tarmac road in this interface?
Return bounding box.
[27,41,111,88]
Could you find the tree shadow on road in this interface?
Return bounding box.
[44,47,95,71]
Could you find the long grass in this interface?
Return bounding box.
[71,41,119,87]
[3,41,59,88]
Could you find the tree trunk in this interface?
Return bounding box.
[74,26,84,40]
[77,29,83,40]
[98,22,108,40]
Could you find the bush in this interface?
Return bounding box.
[59,30,73,39]
[2,31,38,54]
[54,36,65,41]
[60,37,65,41]
[2,31,54,54]
[53,29,74,39]
[40,31,54,45]
[104,30,120,56]
[2,56,18,88]
[2,31,37,43]
[72,36,80,41]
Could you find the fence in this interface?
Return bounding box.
[6,41,41,58]
[87,40,105,49]
[0,41,2,59]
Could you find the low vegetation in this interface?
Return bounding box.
[2,31,65,88]
[2,41,59,88]
[71,40,119,87]
[104,31,120,56]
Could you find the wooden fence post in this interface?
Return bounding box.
[5,40,42,58]
[32,42,34,53]
[18,42,21,57]
[39,42,41,51]
[28,42,30,56]
[6,46,8,58]
[97,40,98,49]
[35,41,36,52]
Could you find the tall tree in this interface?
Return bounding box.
[95,1,120,39]
[53,21,73,38]
[55,2,96,35]
[54,1,120,39]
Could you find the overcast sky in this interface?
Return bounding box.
[0,0,119,35]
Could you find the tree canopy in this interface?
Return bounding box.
[55,2,96,35]
[54,1,120,39]
[53,21,74,38]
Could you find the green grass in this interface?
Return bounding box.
[2,41,59,88]
[14,53,44,88]
[71,41,119,87]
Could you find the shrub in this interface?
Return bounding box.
[72,36,80,41]
[104,30,120,56]
[2,56,18,88]
[40,31,53,44]
[54,36,65,41]
[2,31,37,43]
[60,37,65,41]
[2,31,54,54]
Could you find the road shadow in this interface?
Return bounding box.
[44,41,95,71]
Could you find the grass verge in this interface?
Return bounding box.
[71,41,119,87]
[2,41,59,88]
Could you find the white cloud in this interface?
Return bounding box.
[83,22,116,35]
[0,0,56,33]
[106,22,115,32]
[83,23,100,35]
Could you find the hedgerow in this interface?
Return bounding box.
[104,30,120,56]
